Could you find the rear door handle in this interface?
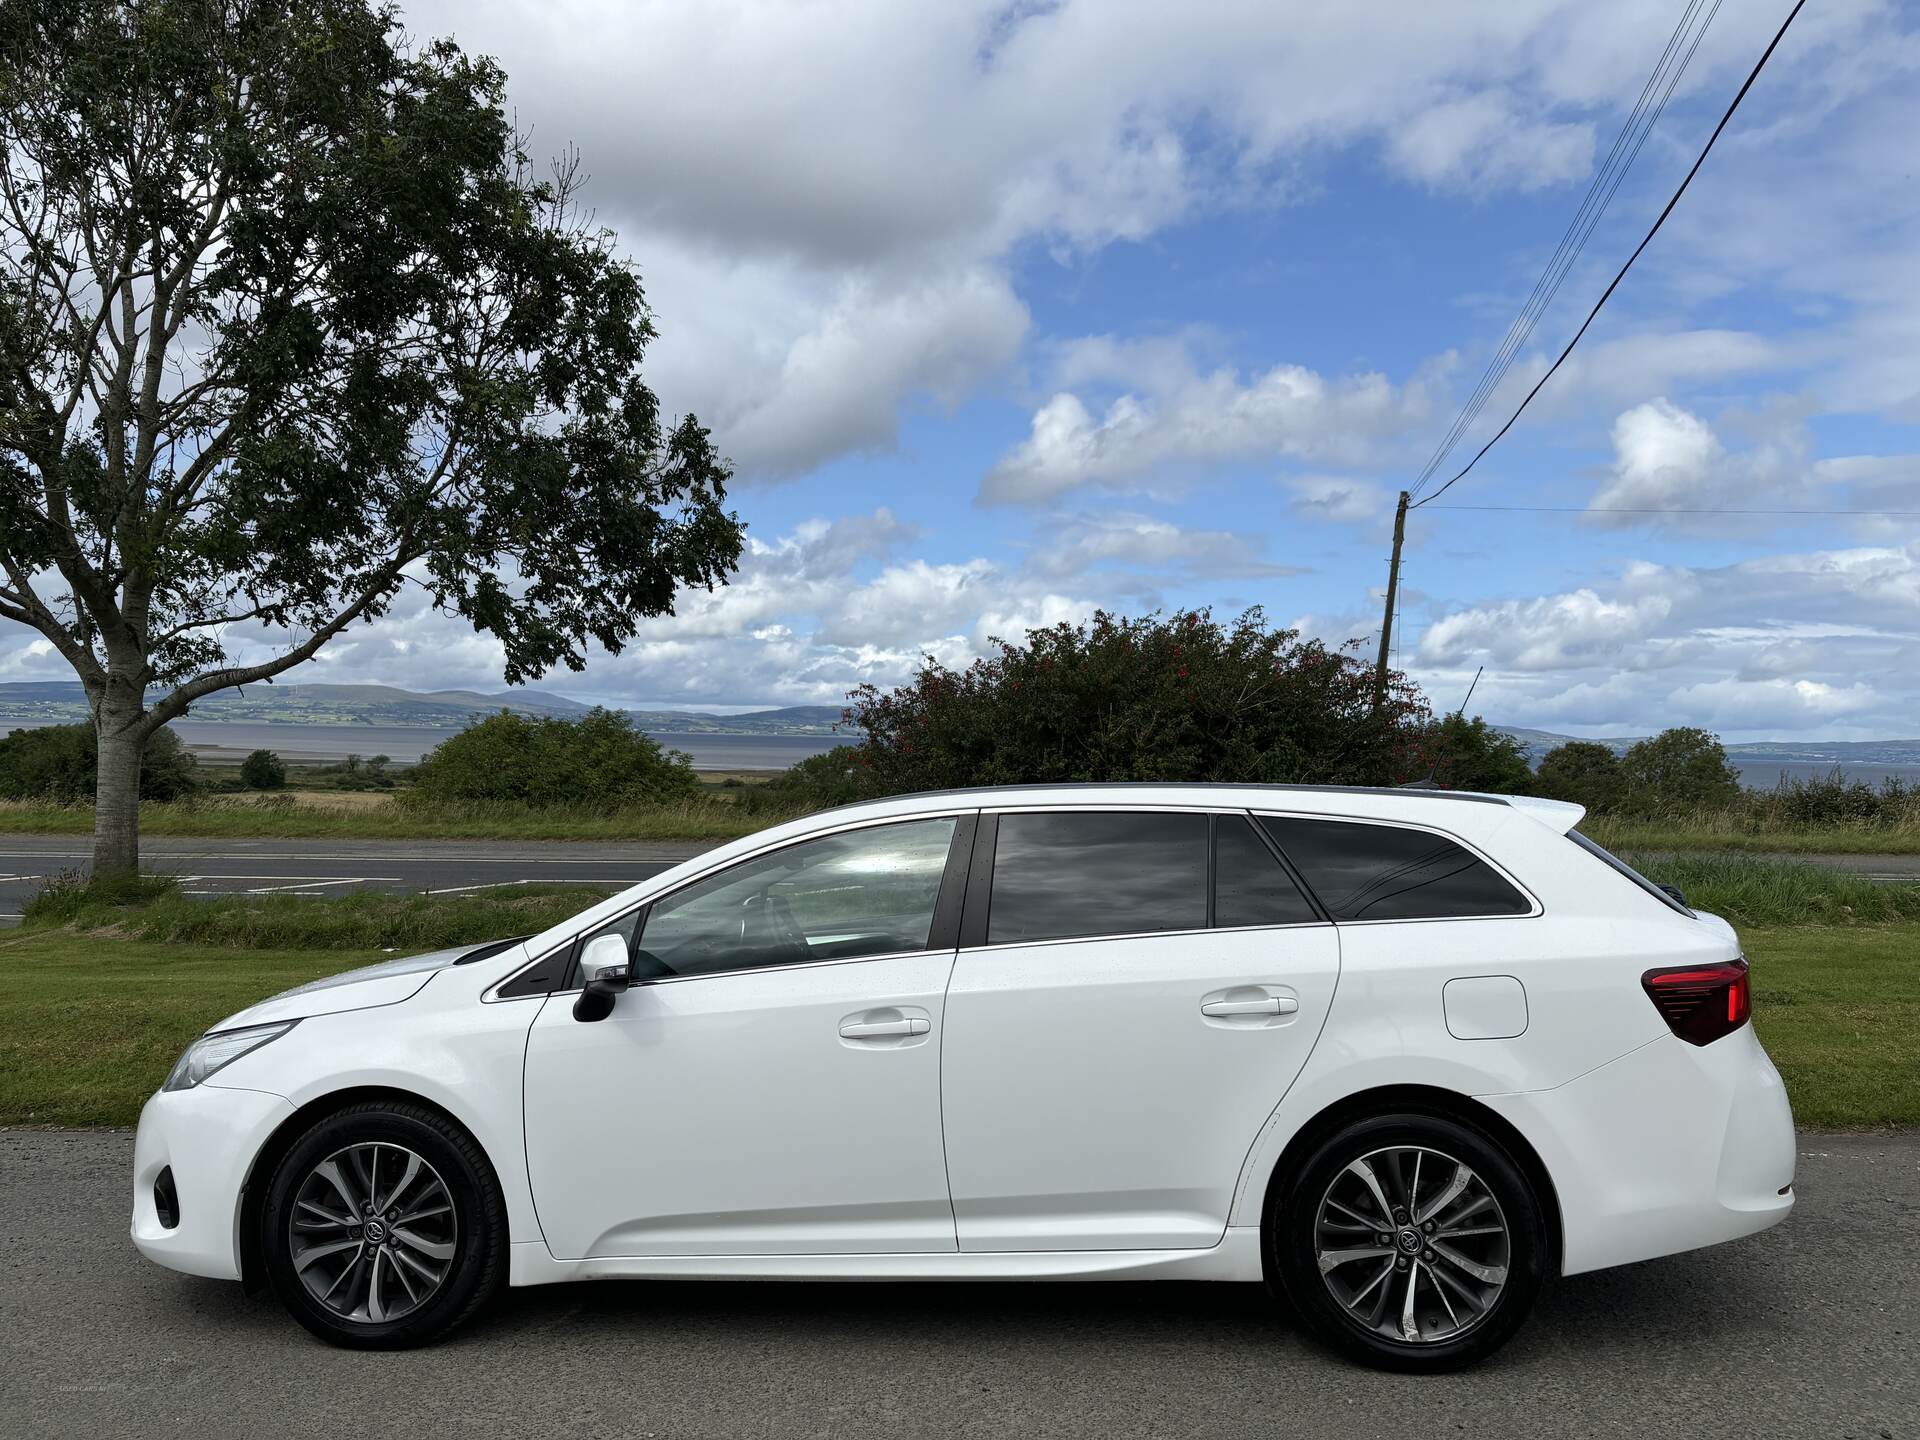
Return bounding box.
[1201,996,1297,1018]
[839,1016,931,1039]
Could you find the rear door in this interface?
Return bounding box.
[939,809,1340,1251]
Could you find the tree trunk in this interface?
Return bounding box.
[92,697,145,880]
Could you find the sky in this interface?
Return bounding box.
[6,0,1919,740]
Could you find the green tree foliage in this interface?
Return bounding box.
[0,723,197,801]
[409,709,699,808]
[1418,715,1534,794]
[238,748,286,790]
[0,0,743,874]
[1620,727,1742,815]
[1536,740,1627,813]
[835,609,1431,797]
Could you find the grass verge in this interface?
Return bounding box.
[21,879,615,950]
[1626,855,1920,927]
[0,796,786,842]
[1585,815,1920,856]
[2,907,1913,1128]
[1742,923,1920,1130]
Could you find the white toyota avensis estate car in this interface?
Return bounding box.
[131,784,1795,1370]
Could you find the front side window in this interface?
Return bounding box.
[634,817,958,979]
[1258,816,1530,921]
[987,811,1208,944]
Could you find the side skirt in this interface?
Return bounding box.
[509,1227,1264,1287]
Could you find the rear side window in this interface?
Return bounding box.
[988,811,1207,944]
[1214,816,1319,927]
[1258,816,1530,921]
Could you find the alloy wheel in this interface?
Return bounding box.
[1312,1144,1511,1345]
[288,1141,458,1324]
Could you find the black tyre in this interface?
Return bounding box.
[261,1100,507,1349]
[1270,1111,1548,1372]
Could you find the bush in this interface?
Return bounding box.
[239,749,287,790]
[0,723,199,801]
[733,745,869,815]
[1620,727,1740,816]
[835,608,1431,798]
[1419,714,1533,793]
[407,707,700,808]
[1537,740,1626,813]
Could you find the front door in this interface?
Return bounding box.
[940,809,1341,1251]
[523,815,968,1260]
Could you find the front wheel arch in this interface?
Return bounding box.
[237,1086,503,1296]
[1258,1084,1562,1285]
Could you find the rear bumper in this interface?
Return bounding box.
[1479,1025,1795,1276]
[131,1083,292,1282]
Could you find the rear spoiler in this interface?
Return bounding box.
[1501,794,1586,834]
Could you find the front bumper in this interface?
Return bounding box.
[1479,1024,1796,1276]
[131,1083,293,1281]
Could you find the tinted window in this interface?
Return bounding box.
[988,811,1207,944]
[1258,816,1530,921]
[634,818,958,978]
[1214,816,1319,927]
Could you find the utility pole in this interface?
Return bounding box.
[1372,489,1410,708]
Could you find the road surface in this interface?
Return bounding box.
[0,1130,1912,1439]
[0,835,715,921]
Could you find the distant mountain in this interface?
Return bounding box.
[0,681,847,736]
[1495,726,1920,769]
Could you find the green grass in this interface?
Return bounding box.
[1585,814,1920,856]
[2,903,1914,1129]
[21,879,615,950]
[0,795,786,842]
[0,932,383,1126]
[1742,924,1920,1130]
[1627,855,1920,927]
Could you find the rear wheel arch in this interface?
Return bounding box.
[237,1086,504,1296]
[1258,1084,1562,1279]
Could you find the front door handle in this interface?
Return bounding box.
[839,1015,931,1039]
[1201,996,1297,1018]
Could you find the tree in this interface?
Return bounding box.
[0,1,743,876]
[239,748,285,790]
[838,608,1431,798]
[408,708,699,807]
[0,722,197,801]
[1620,727,1742,815]
[1419,715,1533,794]
[1536,740,1626,813]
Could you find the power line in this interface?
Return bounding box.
[1422,505,1920,517]
[1408,0,1721,502]
[1411,0,1809,512]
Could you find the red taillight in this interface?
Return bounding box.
[1642,958,1751,1046]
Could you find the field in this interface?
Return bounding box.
[1,862,1913,1130]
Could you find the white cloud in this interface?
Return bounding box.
[982,346,1438,504]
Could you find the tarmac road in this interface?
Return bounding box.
[0,835,715,921]
[0,1130,1913,1440]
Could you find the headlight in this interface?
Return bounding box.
[163,1021,298,1092]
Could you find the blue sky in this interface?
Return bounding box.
[6,0,1915,740]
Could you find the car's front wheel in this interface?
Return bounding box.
[261,1100,506,1348]
[1271,1110,1548,1372]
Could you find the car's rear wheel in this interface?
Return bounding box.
[261,1100,506,1349]
[1271,1111,1548,1372]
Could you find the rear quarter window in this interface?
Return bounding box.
[1258,816,1531,921]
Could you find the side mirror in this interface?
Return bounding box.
[572,934,631,1023]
